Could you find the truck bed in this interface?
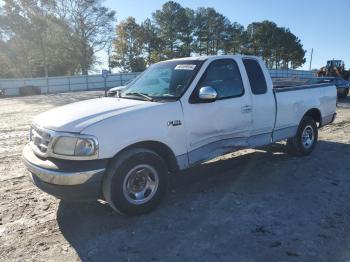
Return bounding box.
[272,78,310,89]
[272,81,336,142]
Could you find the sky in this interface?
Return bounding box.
[101,0,350,72]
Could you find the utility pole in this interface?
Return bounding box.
[309,48,313,71]
[102,69,109,97]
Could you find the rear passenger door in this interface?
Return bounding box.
[242,58,276,146]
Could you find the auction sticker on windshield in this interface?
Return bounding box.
[174,64,196,70]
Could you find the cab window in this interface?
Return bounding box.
[197,59,244,99]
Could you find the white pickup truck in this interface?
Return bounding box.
[23,55,337,215]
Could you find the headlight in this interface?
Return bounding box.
[53,135,98,158]
[75,138,96,156]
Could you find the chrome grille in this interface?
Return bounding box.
[30,125,53,156]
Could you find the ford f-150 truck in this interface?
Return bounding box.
[22,55,337,215]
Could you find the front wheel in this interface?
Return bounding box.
[102,148,169,215]
[287,116,318,156]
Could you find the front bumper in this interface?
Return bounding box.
[22,144,108,201]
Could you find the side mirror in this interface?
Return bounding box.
[107,85,126,97]
[198,86,217,102]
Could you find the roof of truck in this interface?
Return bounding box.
[160,54,259,63]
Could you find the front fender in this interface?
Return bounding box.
[81,101,187,160]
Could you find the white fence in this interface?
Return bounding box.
[0,72,140,96]
[0,69,316,97]
[269,69,315,79]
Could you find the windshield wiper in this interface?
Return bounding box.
[123,92,154,102]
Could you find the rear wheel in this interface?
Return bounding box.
[287,116,318,156]
[103,148,169,215]
[342,88,349,98]
[337,88,349,99]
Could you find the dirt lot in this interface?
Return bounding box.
[0,92,350,262]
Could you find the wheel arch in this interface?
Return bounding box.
[303,108,322,127]
[110,140,181,174]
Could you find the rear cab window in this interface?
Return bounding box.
[243,59,267,95]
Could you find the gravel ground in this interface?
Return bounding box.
[0,92,350,262]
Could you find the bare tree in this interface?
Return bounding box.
[56,0,116,74]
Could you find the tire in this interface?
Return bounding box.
[337,88,349,99]
[287,116,318,156]
[102,148,169,215]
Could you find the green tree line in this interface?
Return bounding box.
[112,1,306,72]
[0,0,306,78]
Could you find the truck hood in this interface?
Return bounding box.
[33,97,155,133]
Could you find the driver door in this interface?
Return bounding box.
[181,58,253,165]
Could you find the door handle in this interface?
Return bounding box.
[241,105,252,113]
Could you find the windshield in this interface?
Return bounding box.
[120,60,202,101]
[326,60,343,68]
